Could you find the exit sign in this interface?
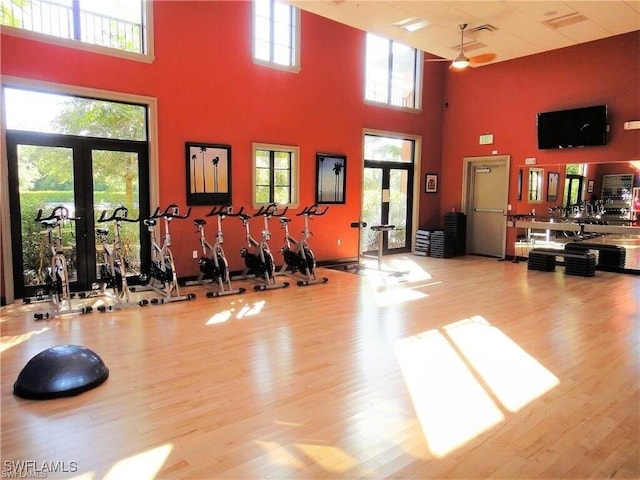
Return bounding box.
[479,134,494,145]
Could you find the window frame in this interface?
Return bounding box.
[252,0,300,73]
[0,0,155,63]
[364,33,422,111]
[252,142,299,208]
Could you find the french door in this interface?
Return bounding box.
[7,131,150,299]
[564,174,584,211]
[361,134,415,256]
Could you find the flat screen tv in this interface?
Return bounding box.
[537,105,607,149]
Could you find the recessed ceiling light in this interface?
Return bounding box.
[394,17,430,33]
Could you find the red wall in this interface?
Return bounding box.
[441,31,640,255]
[1,0,445,277]
[3,1,638,278]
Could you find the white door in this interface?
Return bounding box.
[464,157,509,258]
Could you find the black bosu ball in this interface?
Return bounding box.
[14,345,109,400]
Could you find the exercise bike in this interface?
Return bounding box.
[95,206,142,311]
[193,205,246,298]
[279,204,329,286]
[139,204,196,304]
[239,203,289,291]
[30,206,93,319]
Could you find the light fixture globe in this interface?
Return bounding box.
[451,54,470,69]
[450,23,471,70]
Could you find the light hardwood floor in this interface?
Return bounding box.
[1,255,638,479]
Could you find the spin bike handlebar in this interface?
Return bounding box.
[255,203,288,218]
[149,204,192,220]
[35,205,80,223]
[206,205,245,218]
[98,206,140,223]
[297,204,329,217]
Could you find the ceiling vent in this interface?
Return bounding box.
[544,12,588,29]
[450,40,487,52]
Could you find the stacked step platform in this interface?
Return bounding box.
[527,248,597,277]
[430,231,455,258]
[564,243,626,269]
[444,212,466,256]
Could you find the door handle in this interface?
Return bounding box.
[474,208,504,213]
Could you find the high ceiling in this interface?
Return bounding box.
[286,1,640,67]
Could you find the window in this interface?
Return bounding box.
[365,33,422,109]
[253,143,298,206]
[4,87,147,140]
[253,0,299,70]
[1,0,152,59]
[528,168,544,202]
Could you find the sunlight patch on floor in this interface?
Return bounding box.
[374,287,428,307]
[395,315,559,457]
[359,255,432,283]
[0,327,49,353]
[237,300,266,319]
[103,443,173,480]
[67,473,95,480]
[205,299,266,325]
[444,316,559,412]
[295,443,358,473]
[396,329,504,457]
[254,440,305,469]
[357,256,437,304]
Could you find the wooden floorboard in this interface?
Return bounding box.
[1,255,638,479]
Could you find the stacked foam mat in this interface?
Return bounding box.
[415,230,430,256]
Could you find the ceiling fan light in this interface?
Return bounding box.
[451,54,470,69]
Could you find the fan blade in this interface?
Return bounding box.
[424,58,451,62]
[470,53,497,64]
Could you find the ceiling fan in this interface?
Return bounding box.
[425,23,496,70]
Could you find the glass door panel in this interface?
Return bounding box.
[388,169,408,250]
[92,149,142,279]
[362,167,382,254]
[17,145,78,291]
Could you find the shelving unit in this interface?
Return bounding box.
[601,174,634,222]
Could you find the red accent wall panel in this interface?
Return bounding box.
[1,1,443,277]
[441,32,639,255]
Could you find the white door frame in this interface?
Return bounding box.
[361,128,421,255]
[461,155,510,258]
[1,76,159,304]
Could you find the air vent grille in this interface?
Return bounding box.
[451,41,487,52]
[544,13,588,29]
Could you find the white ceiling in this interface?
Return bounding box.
[286,1,640,66]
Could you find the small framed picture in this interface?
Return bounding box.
[587,180,594,193]
[316,153,346,204]
[186,142,232,205]
[425,173,438,193]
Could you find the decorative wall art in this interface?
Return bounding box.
[186,142,231,205]
[425,173,438,193]
[316,153,346,204]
